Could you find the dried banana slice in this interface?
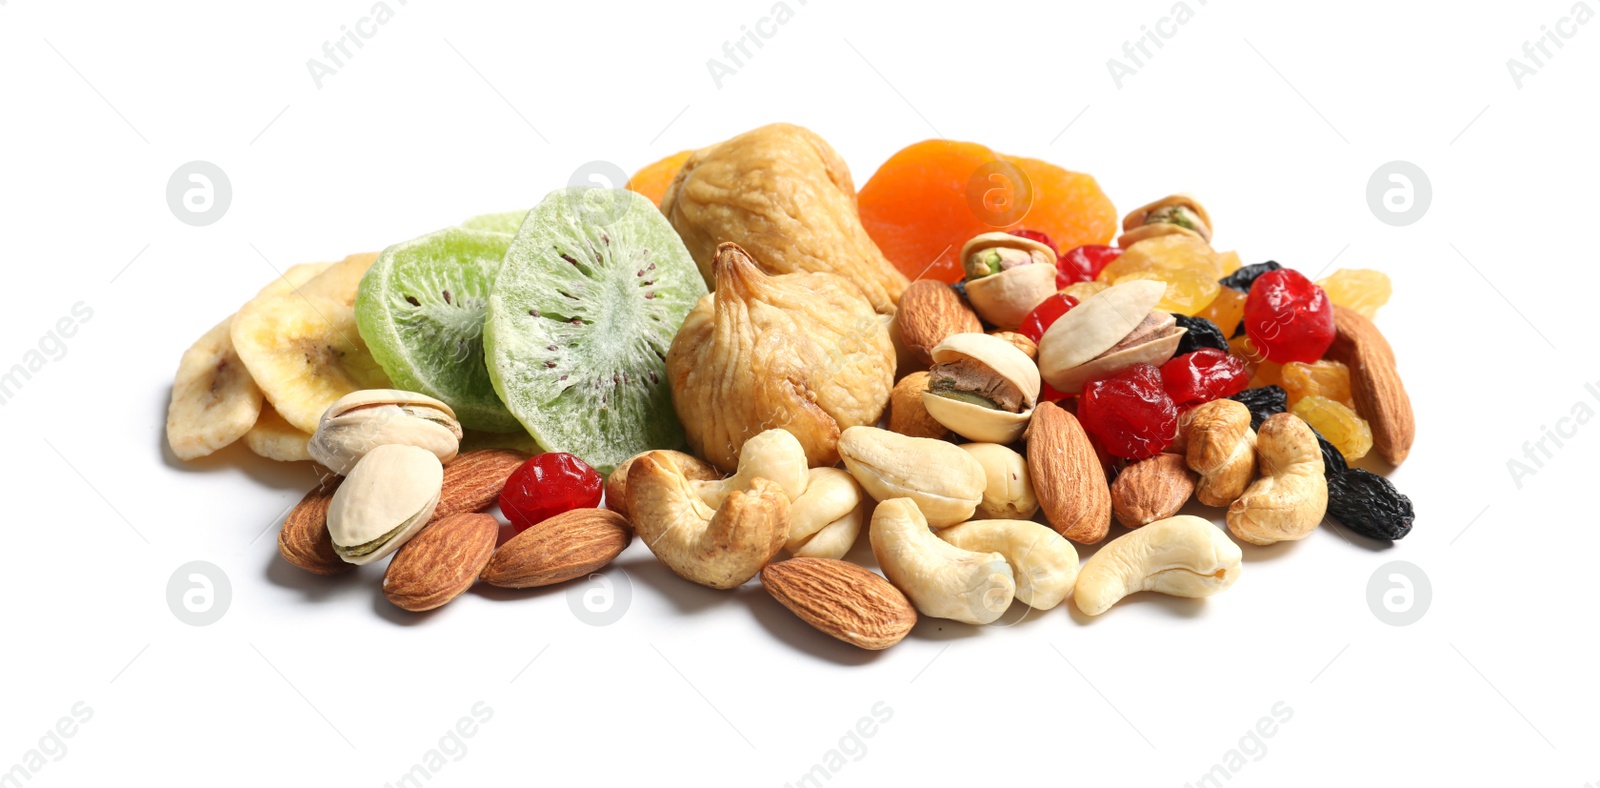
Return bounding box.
[166,316,263,460]
[244,404,315,462]
[232,291,390,435]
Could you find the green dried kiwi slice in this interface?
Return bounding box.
[484,187,706,474]
[355,227,521,432]
[461,210,528,235]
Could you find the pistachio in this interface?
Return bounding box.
[327,444,445,565]
[1036,280,1186,395]
[1118,193,1213,248]
[960,233,1058,330]
[309,389,463,475]
[921,333,1040,444]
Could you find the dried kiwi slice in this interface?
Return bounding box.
[484,188,706,474]
[355,227,520,432]
[461,210,528,235]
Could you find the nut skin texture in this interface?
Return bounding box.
[891,280,983,370]
[481,509,632,589]
[606,450,722,520]
[869,499,1016,625]
[888,372,952,440]
[1074,515,1241,616]
[837,427,986,528]
[761,558,917,650]
[1111,453,1197,527]
[937,519,1078,610]
[277,476,354,576]
[430,449,531,524]
[382,513,498,612]
[1325,306,1414,465]
[1226,414,1328,546]
[660,123,907,313]
[1025,401,1113,544]
[989,331,1038,361]
[667,243,896,472]
[959,443,1039,520]
[626,452,789,590]
[1183,399,1258,507]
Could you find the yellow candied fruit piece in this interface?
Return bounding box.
[1229,335,1281,387]
[1317,268,1392,319]
[1292,395,1373,461]
[1061,280,1110,301]
[1281,360,1354,408]
[1100,234,1224,282]
[1197,287,1246,336]
[1115,268,1219,316]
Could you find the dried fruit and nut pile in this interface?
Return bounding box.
[167,123,1415,650]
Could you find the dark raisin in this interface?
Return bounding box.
[1232,320,1247,339]
[1218,261,1282,293]
[1326,469,1414,541]
[1226,386,1288,431]
[949,281,969,300]
[1313,429,1348,477]
[1173,315,1229,355]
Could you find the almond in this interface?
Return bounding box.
[891,279,983,369]
[760,557,917,650]
[429,449,530,524]
[1110,453,1196,527]
[277,476,354,576]
[886,371,951,440]
[480,508,631,589]
[1026,401,1112,544]
[382,513,499,612]
[1325,306,1414,465]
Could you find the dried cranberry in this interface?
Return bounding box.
[1019,293,1079,343]
[1077,363,1177,460]
[1243,269,1335,364]
[1056,244,1122,287]
[1160,349,1250,405]
[498,452,603,533]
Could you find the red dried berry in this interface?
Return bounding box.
[1160,348,1251,405]
[1056,244,1122,287]
[498,452,603,533]
[1019,293,1079,343]
[1010,229,1058,256]
[1243,269,1335,363]
[1077,363,1178,460]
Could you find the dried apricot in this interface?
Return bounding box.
[1281,360,1354,408]
[1317,268,1392,319]
[627,149,694,207]
[858,140,1115,283]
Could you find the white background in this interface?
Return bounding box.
[2,1,1597,785]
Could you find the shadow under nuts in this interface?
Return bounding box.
[667,242,895,471]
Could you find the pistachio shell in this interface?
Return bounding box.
[1037,280,1166,375]
[963,263,1058,331]
[322,388,458,421]
[327,444,444,565]
[959,231,1057,264]
[921,332,1040,443]
[1044,327,1186,395]
[1117,222,1205,249]
[1120,193,1212,241]
[309,392,463,475]
[929,333,1041,405]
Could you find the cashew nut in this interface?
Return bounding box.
[958,443,1039,520]
[625,452,789,589]
[606,449,723,519]
[937,519,1077,610]
[786,468,866,559]
[1226,413,1327,545]
[694,428,810,508]
[1185,399,1257,507]
[1074,515,1242,616]
[870,499,1015,625]
[838,426,985,527]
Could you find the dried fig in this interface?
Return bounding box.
[667,243,896,471]
[660,123,908,312]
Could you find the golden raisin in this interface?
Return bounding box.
[1281,360,1354,408]
[1292,395,1372,461]
[1196,287,1246,337]
[1060,280,1109,301]
[1317,268,1392,319]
